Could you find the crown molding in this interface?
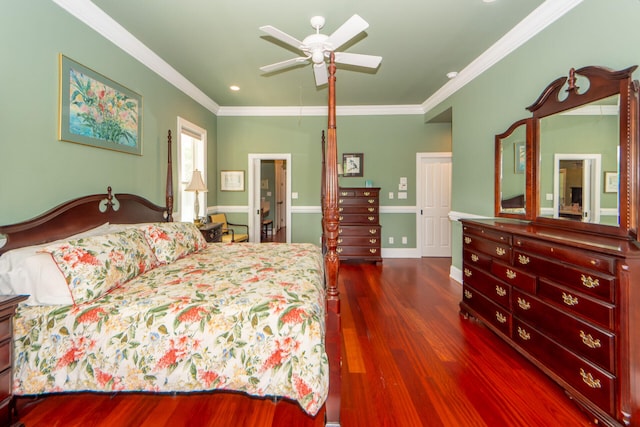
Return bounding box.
[421,0,584,114]
[216,104,424,117]
[54,0,583,118]
[52,0,220,115]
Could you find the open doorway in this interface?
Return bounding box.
[248,154,292,243]
[553,153,601,223]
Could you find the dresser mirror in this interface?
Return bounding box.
[495,65,639,238]
[494,118,534,219]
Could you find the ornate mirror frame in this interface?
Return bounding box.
[496,65,639,239]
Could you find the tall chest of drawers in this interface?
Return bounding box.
[337,187,382,263]
[459,218,640,426]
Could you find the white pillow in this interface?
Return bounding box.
[0,222,111,305]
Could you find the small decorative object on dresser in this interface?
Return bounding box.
[337,187,382,263]
[0,295,28,427]
[198,222,223,243]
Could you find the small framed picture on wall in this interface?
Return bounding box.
[342,153,364,177]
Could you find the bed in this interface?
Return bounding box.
[0,60,343,426]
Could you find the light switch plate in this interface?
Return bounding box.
[546,193,553,201]
[389,192,394,199]
[398,192,407,199]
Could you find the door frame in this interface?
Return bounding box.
[552,153,601,223]
[248,153,292,243]
[416,152,452,257]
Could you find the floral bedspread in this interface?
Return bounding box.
[13,243,328,415]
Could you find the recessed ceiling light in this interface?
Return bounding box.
[230,85,240,91]
[446,71,458,79]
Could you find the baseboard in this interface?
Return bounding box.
[450,265,462,284]
[381,248,420,258]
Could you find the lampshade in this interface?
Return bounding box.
[185,170,208,192]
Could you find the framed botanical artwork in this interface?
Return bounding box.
[514,142,525,174]
[59,54,143,155]
[221,170,245,191]
[604,171,618,193]
[343,153,364,177]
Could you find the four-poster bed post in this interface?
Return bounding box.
[323,52,342,427]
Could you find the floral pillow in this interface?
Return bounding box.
[41,228,159,305]
[140,222,207,264]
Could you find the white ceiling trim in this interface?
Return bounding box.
[216,104,424,117]
[52,0,221,115]
[421,0,584,114]
[53,0,583,118]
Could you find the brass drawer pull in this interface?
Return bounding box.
[339,199,344,203]
[369,229,378,235]
[368,216,375,221]
[580,368,602,389]
[464,236,472,244]
[581,275,600,289]
[368,207,375,212]
[337,238,343,244]
[464,289,473,299]
[562,292,578,306]
[496,247,506,256]
[338,228,343,234]
[471,254,479,262]
[339,216,344,221]
[363,191,371,196]
[339,207,344,212]
[464,268,472,277]
[495,312,507,324]
[369,248,377,254]
[517,326,530,341]
[340,192,348,196]
[368,199,375,204]
[518,254,530,265]
[580,330,602,349]
[506,269,517,280]
[495,286,507,297]
[336,247,343,254]
[369,239,377,244]
[517,297,530,310]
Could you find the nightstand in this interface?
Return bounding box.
[0,295,28,427]
[199,222,223,243]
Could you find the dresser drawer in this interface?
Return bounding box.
[538,278,615,330]
[339,213,379,224]
[339,188,379,198]
[338,197,378,207]
[491,261,537,294]
[463,249,493,271]
[0,315,10,343]
[462,264,511,309]
[514,236,615,275]
[513,251,614,303]
[336,245,381,258]
[513,319,615,414]
[338,225,381,237]
[512,289,614,372]
[338,205,378,215]
[337,235,380,247]
[463,224,512,245]
[462,284,511,337]
[463,234,511,262]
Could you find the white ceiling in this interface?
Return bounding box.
[53,0,584,115]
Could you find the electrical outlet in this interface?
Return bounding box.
[398,192,407,199]
[388,237,394,244]
[291,192,298,199]
[546,193,553,201]
[388,192,394,199]
[402,236,407,245]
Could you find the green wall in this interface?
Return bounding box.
[217,115,451,244]
[427,0,640,270]
[0,2,217,224]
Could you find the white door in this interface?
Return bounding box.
[417,153,452,257]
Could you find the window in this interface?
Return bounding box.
[178,117,207,222]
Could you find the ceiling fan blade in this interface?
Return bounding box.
[260,57,309,73]
[313,63,328,86]
[334,52,382,69]
[259,25,304,50]
[327,14,369,51]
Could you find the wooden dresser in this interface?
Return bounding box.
[337,187,382,263]
[0,295,28,427]
[460,218,640,426]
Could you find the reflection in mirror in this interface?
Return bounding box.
[538,95,619,226]
[499,122,527,214]
[0,233,6,249]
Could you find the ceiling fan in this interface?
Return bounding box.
[259,14,382,86]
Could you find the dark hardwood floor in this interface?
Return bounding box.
[17,258,595,426]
